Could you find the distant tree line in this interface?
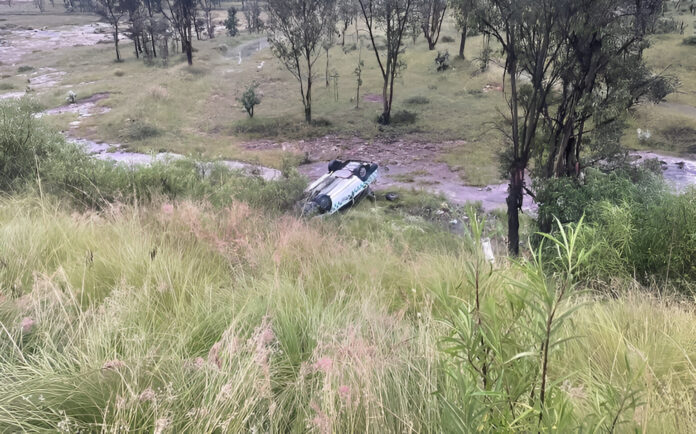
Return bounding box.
[76,0,264,64]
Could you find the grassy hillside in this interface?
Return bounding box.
[1,195,696,432]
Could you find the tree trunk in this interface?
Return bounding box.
[150,30,157,57]
[305,76,312,123]
[428,40,436,50]
[380,78,390,124]
[113,23,121,61]
[507,164,524,256]
[134,36,140,59]
[325,48,331,87]
[459,25,467,59]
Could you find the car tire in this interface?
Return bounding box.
[328,160,343,172]
[354,165,368,180]
[315,194,332,212]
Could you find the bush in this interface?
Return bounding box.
[435,50,450,71]
[17,65,33,73]
[121,119,161,140]
[224,6,239,36]
[237,82,261,118]
[0,82,14,91]
[0,98,63,190]
[536,166,696,285]
[535,166,664,227]
[683,36,696,45]
[441,35,455,43]
[390,110,418,125]
[653,17,680,34]
[404,96,430,105]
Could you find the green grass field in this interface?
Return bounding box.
[1,195,696,432]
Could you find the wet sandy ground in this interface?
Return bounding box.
[0,23,111,65]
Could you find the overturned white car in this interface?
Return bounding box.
[301,160,379,216]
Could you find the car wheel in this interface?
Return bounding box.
[328,160,343,172]
[354,165,368,180]
[315,194,332,212]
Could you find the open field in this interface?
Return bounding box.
[2,2,696,431]
[3,3,696,187]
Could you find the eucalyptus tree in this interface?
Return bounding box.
[475,0,668,254]
[357,0,415,124]
[475,0,568,255]
[541,0,667,179]
[267,0,337,123]
[95,0,127,61]
[420,0,447,50]
[161,0,196,64]
[449,0,476,58]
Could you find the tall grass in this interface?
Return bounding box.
[1,196,696,432]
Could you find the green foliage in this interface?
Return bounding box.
[0,99,305,213]
[535,167,664,226]
[575,189,696,286]
[224,6,239,37]
[683,36,696,45]
[121,118,161,140]
[404,95,430,105]
[435,50,450,71]
[537,166,696,285]
[389,109,418,125]
[0,98,60,190]
[437,215,634,431]
[237,82,261,118]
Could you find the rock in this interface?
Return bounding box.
[385,192,399,202]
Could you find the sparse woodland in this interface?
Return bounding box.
[2,0,696,432]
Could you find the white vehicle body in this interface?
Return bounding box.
[303,160,379,215]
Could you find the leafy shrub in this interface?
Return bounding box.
[0,98,62,190]
[310,117,332,127]
[0,82,14,91]
[441,35,455,43]
[121,119,161,140]
[237,82,261,118]
[435,50,450,71]
[224,6,239,36]
[535,167,664,227]
[653,17,680,34]
[537,166,696,285]
[17,65,33,73]
[405,96,430,105]
[683,36,696,45]
[114,70,125,77]
[390,110,417,125]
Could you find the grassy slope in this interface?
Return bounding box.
[1,196,695,432]
[623,11,696,156]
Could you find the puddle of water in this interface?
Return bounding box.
[632,151,696,191]
[67,137,281,181]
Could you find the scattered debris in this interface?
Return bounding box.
[385,192,400,202]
